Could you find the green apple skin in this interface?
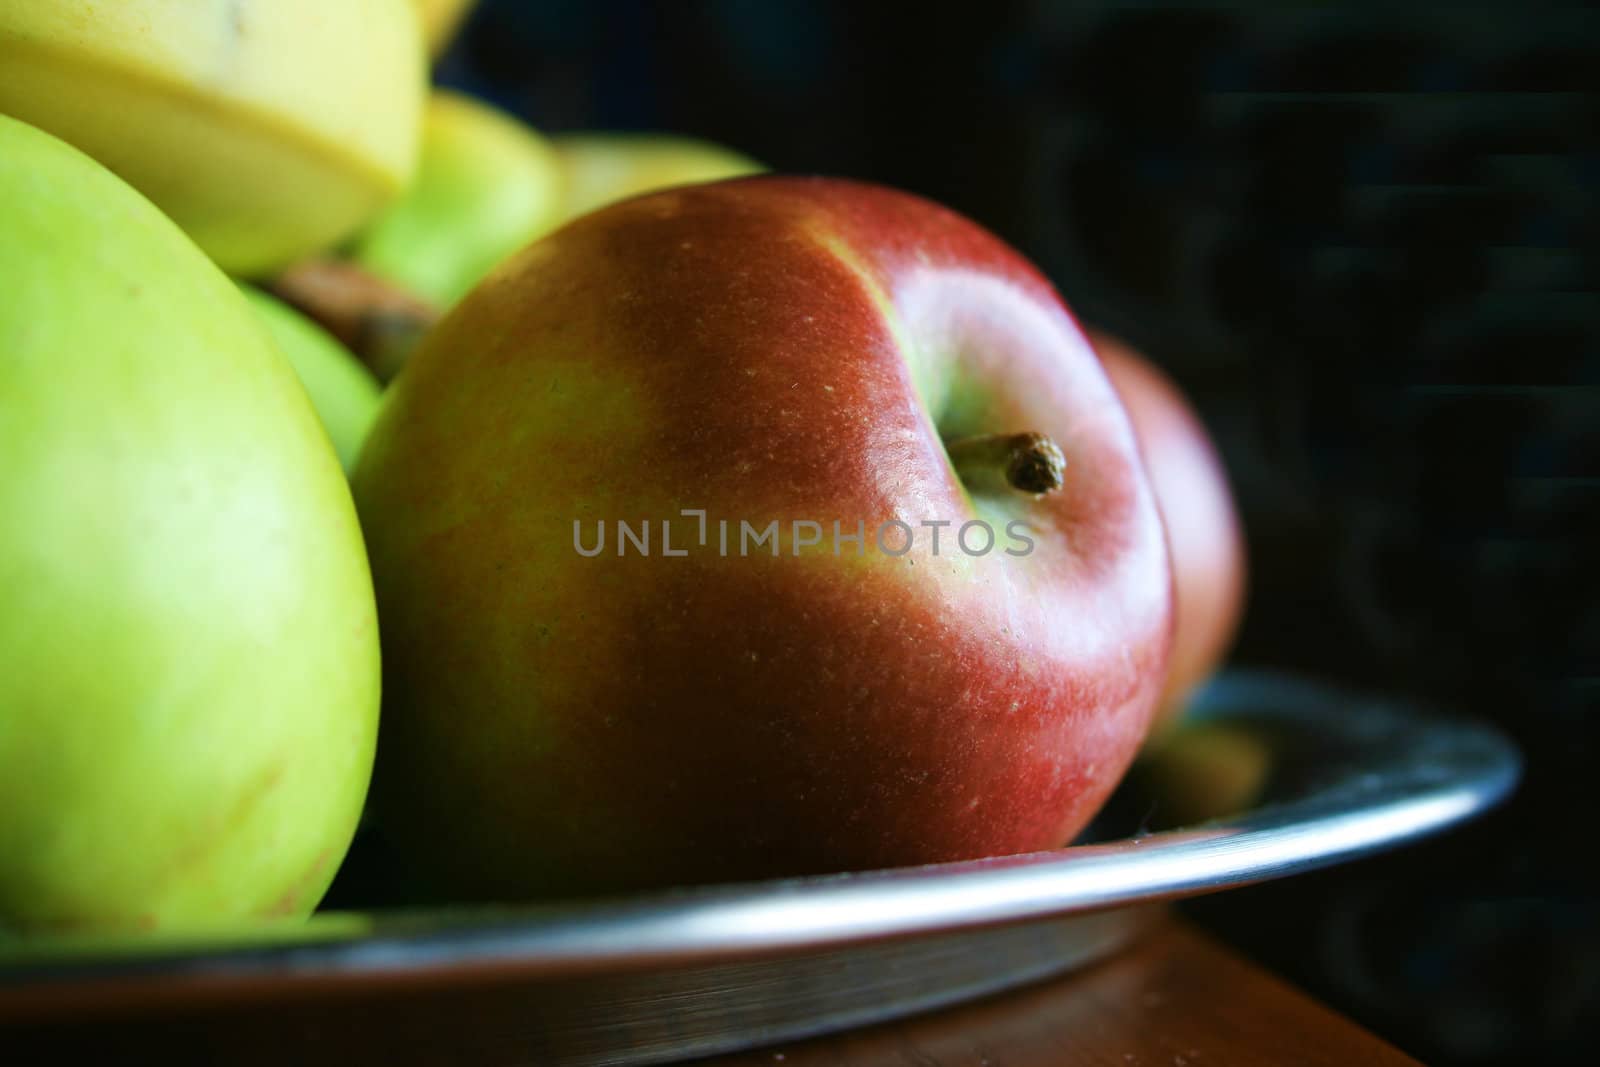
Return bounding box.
[0,116,380,931]
[353,90,564,308]
[354,177,1172,900]
[550,132,762,225]
[241,287,383,474]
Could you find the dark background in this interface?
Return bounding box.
[438,3,1598,1063]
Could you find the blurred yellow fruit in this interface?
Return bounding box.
[414,0,476,57]
[550,133,763,224]
[0,0,426,276]
[1137,721,1270,828]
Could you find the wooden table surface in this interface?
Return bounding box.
[2,916,1418,1066]
[702,919,1419,1067]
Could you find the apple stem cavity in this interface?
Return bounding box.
[946,431,1066,496]
[269,258,439,383]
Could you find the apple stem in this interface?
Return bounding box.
[946,432,1066,495]
[268,259,439,383]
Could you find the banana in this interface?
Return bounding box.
[353,90,564,308]
[0,1,425,277]
[415,0,477,58]
[550,133,763,225]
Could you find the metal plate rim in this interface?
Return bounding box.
[0,670,1520,1015]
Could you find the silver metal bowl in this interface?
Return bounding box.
[0,671,1519,1065]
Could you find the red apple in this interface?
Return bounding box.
[1090,330,1246,730]
[353,178,1172,899]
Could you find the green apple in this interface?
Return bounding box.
[241,287,383,474]
[353,90,563,309]
[550,132,763,225]
[0,115,380,931]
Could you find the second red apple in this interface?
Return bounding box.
[1091,330,1247,730]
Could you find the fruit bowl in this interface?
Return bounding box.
[0,671,1517,1066]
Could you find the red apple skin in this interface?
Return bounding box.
[353,177,1173,899]
[1090,331,1246,731]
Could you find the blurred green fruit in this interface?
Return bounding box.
[353,90,563,309]
[0,116,380,932]
[241,288,383,473]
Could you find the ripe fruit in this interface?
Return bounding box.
[0,116,380,930]
[353,91,564,309]
[414,0,476,57]
[354,177,1172,899]
[1091,330,1246,728]
[241,288,383,474]
[550,132,762,225]
[1135,720,1269,827]
[0,0,425,276]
